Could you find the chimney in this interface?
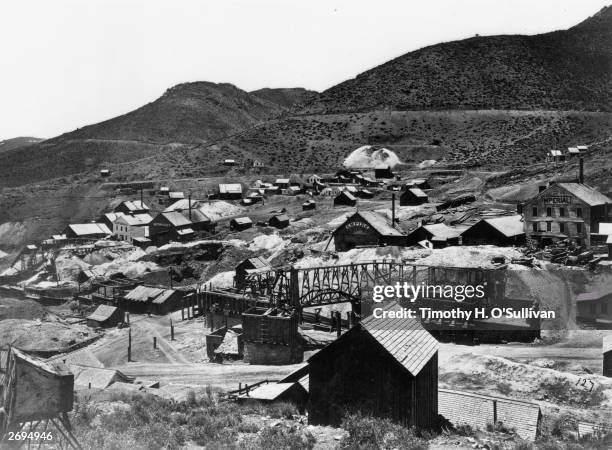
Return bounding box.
[579,158,584,184]
[391,193,396,228]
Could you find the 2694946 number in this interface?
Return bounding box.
[8,431,53,441]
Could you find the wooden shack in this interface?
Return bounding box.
[334,191,357,207]
[235,257,270,290]
[230,217,253,231]
[461,215,525,246]
[121,285,183,314]
[218,183,243,200]
[269,214,290,229]
[575,291,612,324]
[406,223,463,248]
[604,335,612,377]
[333,211,407,251]
[2,347,74,424]
[308,302,438,428]
[149,211,195,245]
[400,188,428,206]
[302,200,316,211]
[86,305,124,328]
[374,167,394,179]
[63,223,112,240]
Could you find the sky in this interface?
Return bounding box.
[1,0,609,140]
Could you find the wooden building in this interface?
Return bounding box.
[405,179,430,190]
[63,223,112,240]
[218,183,243,200]
[86,305,124,328]
[235,257,270,290]
[355,189,374,199]
[461,215,526,246]
[223,159,237,166]
[406,223,464,248]
[400,188,428,206]
[230,217,253,231]
[121,285,183,314]
[149,211,194,245]
[334,191,357,207]
[308,303,438,428]
[604,335,612,377]
[269,214,290,229]
[575,290,612,326]
[113,213,152,243]
[99,212,125,230]
[374,167,394,179]
[302,200,316,211]
[274,178,290,189]
[333,211,407,251]
[114,200,150,215]
[523,180,612,247]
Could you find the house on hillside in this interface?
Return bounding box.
[100,169,110,177]
[269,214,290,229]
[63,223,112,240]
[113,213,152,243]
[114,200,150,215]
[461,215,525,246]
[400,188,428,206]
[159,186,170,196]
[230,217,253,231]
[333,211,406,251]
[252,159,265,168]
[333,191,357,207]
[218,183,243,200]
[405,179,430,190]
[523,179,612,247]
[360,176,379,188]
[302,200,316,211]
[308,302,438,427]
[567,147,580,158]
[223,159,237,166]
[148,212,195,245]
[121,285,183,314]
[99,212,125,230]
[406,223,463,248]
[575,290,612,325]
[274,178,290,189]
[307,174,322,185]
[86,305,124,328]
[168,191,185,203]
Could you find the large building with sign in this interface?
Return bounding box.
[523,182,612,247]
[333,211,407,251]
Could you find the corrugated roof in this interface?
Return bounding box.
[354,211,404,237]
[160,211,193,227]
[219,184,243,194]
[101,212,125,223]
[360,302,438,376]
[549,150,562,157]
[272,214,290,222]
[233,217,253,225]
[118,200,149,212]
[87,305,120,322]
[439,389,540,441]
[481,215,524,238]
[152,289,177,304]
[556,183,612,206]
[68,223,112,236]
[421,223,461,240]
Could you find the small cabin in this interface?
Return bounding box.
[63,223,112,240]
[374,167,394,179]
[235,257,270,289]
[334,191,357,207]
[269,214,290,229]
[114,200,150,215]
[400,188,428,206]
[223,159,237,166]
[218,183,243,200]
[461,215,525,246]
[302,200,316,211]
[86,305,124,328]
[100,169,110,177]
[308,302,438,427]
[406,223,463,248]
[230,217,253,231]
[274,178,290,189]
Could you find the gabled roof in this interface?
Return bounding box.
[124,285,165,302]
[164,199,202,212]
[232,217,253,225]
[275,178,290,184]
[554,183,612,206]
[604,334,612,354]
[240,382,306,401]
[219,184,243,194]
[567,147,580,153]
[352,211,404,237]
[420,223,463,240]
[406,188,428,198]
[87,305,120,322]
[115,214,152,226]
[478,215,524,238]
[241,256,269,270]
[67,223,112,236]
[336,191,357,201]
[101,212,125,223]
[309,302,438,377]
[271,214,290,222]
[152,289,178,304]
[71,365,132,389]
[117,200,149,212]
[549,150,562,157]
[180,209,211,224]
[159,211,193,227]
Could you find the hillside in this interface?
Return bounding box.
[250,87,318,109]
[0,82,284,187]
[0,137,43,154]
[301,6,612,114]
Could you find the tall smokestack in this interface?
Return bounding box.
[579,158,584,184]
[391,193,396,228]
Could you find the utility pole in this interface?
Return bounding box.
[188,191,192,221]
[127,328,132,362]
[140,186,144,208]
[170,318,175,340]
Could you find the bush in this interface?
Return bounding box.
[252,426,315,450]
[340,413,428,450]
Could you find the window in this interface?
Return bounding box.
[532,223,538,232]
[559,223,565,233]
[546,207,552,217]
[577,223,582,233]
[577,208,582,217]
[532,207,538,216]
[560,208,565,217]
[546,222,552,232]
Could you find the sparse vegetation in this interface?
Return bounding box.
[340,413,429,450]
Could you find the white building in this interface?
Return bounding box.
[113,214,153,243]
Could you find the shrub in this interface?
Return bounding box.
[252,426,315,450]
[340,412,428,450]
